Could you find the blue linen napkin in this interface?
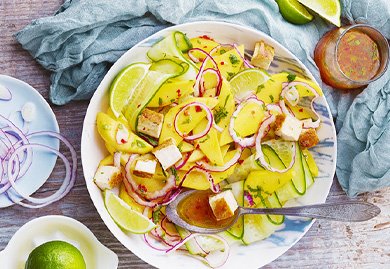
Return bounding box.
[14,0,390,197]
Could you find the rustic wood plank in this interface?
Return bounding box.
[1,1,390,268]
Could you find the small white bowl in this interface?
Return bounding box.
[0,215,118,269]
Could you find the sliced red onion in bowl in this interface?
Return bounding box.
[200,68,222,97]
[178,165,220,193]
[174,152,191,170]
[174,102,213,141]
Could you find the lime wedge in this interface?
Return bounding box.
[276,0,314,25]
[298,0,341,26]
[109,63,150,118]
[229,69,270,96]
[105,190,156,234]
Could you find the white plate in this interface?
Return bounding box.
[0,215,118,269]
[81,21,337,269]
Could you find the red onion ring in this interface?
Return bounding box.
[254,115,297,173]
[233,43,254,68]
[229,97,265,148]
[6,131,77,208]
[188,48,221,97]
[174,152,191,170]
[196,145,242,172]
[281,81,321,129]
[124,154,177,200]
[200,68,222,97]
[174,102,213,141]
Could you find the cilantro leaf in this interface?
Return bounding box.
[287,73,296,82]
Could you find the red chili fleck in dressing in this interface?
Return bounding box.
[138,184,148,193]
[203,46,208,49]
[121,139,126,144]
[220,61,225,65]
[337,30,381,82]
[177,89,181,97]
[238,159,244,165]
[299,108,303,112]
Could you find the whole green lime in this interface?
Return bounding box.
[25,240,86,269]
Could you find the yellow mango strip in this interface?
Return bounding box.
[194,118,224,166]
[220,144,230,159]
[99,155,114,166]
[177,141,194,153]
[219,127,233,146]
[187,149,205,163]
[212,45,245,80]
[118,183,145,213]
[190,36,220,53]
[302,149,318,177]
[147,79,194,107]
[233,101,265,138]
[159,97,219,145]
[214,79,235,129]
[246,169,293,195]
[97,112,153,154]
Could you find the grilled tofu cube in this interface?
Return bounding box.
[299,128,319,149]
[250,41,275,70]
[133,159,157,178]
[152,138,182,170]
[275,114,302,141]
[137,108,164,139]
[94,165,122,190]
[209,190,238,221]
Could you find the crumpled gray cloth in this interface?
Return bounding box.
[15,0,390,196]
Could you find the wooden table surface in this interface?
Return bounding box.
[1,1,390,268]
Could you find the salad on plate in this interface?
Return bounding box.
[92,31,323,267]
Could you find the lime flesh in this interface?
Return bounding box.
[276,0,314,25]
[229,69,270,96]
[109,63,150,118]
[105,190,156,234]
[297,0,341,27]
[25,240,86,269]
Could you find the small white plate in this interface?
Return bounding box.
[0,215,118,269]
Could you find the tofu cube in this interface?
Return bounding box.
[275,114,303,141]
[137,108,164,139]
[152,138,182,170]
[133,159,157,178]
[94,165,122,190]
[209,190,238,221]
[250,41,275,70]
[299,128,319,149]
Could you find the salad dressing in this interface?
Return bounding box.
[177,191,234,229]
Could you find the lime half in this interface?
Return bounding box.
[25,240,86,269]
[105,190,156,234]
[229,69,270,96]
[298,0,341,26]
[276,0,314,25]
[109,63,150,118]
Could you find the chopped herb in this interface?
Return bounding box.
[198,134,210,143]
[269,95,274,102]
[247,185,263,198]
[102,124,110,130]
[136,140,146,148]
[256,84,264,94]
[152,207,162,224]
[196,40,201,44]
[229,54,240,65]
[287,73,296,82]
[223,94,231,107]
[160,163,167,177]
[262,103,266,110]
[214,107,228,124]
[227,72,235,81]
[181,118,191,124]
[158,97,163,106]
[170,167,178,180]
[177,141,183,152]
[170,98,176,103]
[219,49,227,55]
